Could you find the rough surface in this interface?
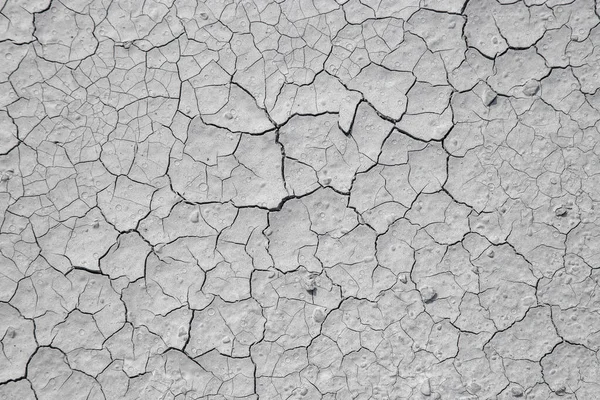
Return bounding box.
[1,0,600,399]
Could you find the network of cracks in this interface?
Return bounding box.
[1,0,600,399]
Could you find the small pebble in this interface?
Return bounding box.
[312,308,326,323]
[420,379,431,396]
[555,206,568,217]
[523,80,540,96]
[421,286,437,303]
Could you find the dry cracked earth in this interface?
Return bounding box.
[3,0,600,399]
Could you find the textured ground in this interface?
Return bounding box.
[1,0,600,399]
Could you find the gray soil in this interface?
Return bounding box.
[0,0,598,399]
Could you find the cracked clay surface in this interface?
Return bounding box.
[1,0,600,399]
